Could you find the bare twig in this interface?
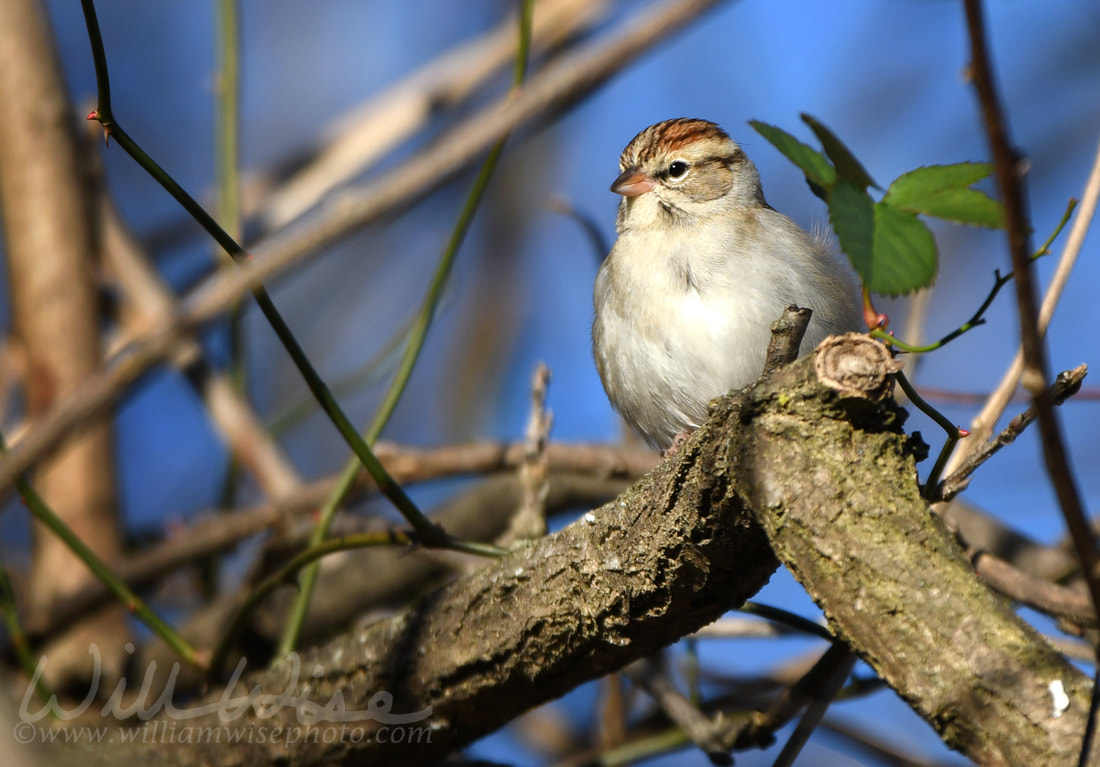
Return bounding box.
[0,429,206,669]
[501,363,553,544]
[769,644,858,767]
[763,305,812,376]
[731,643,854,753]
[923,386,1098,405]
[967,548,1095,628]
[821,717,963,767]
[937,365,1087,501]
[943,137,1100,475]
[628,659,737,765]
[943,499,1077,583]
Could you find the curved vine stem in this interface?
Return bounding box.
[872,198,1076,354]
[736,601,833,642]
[0,430,207,669]
[208,530,412,679]
[77,0,497,557]
[275,0,535,656]
[894,371,966,500]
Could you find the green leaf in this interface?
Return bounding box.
[801,114,877,190]
[869,203,938,296]
[828,179,875,286]
[887,162,992,196]
[749,119,836,191]
[829,180,939,296]
[884,163,1005,228]
[898,189,1004,228]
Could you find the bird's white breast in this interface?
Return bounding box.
[593,209,858,447]
[593,222,779,445]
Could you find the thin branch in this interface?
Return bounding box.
[967,548,1095,628]
[894,370,963,498]
[937,365,1087,501]
[943,134,1100,477]
[769,644,858,767]
[736,601,833,642]
[873,197,1076,355]
[964,0,1099,622]
[915,385,1099,405]
[208,530,413,678]
[821,717,962,767]
[0,554,52,705]
[964,6,1098,762]
[628,659,737,764]
[213,0,249,515]
[501,362,553,545]
[214,0,241,245]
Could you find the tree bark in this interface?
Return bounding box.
[79,335,1091,766]
[0,0,125,687]
[735,335,1092,765]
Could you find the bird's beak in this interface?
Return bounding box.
[611,167,656,197]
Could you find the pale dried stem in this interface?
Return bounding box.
[898,287,931,381]
[0,339,27,431]
[690,617,812,640]
[257,0,609,231]
[943,133,1100,477]
[0,0,125,685]
[501,362,553,544]
[99,189,302,498]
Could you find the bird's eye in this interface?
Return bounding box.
[667,160,689,179]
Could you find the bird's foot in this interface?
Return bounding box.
[662,430,693,459]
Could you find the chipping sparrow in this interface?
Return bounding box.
[592,118,861,449]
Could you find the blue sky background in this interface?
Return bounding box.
[5,0,1099,763]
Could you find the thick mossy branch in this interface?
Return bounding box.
[736,334,1093,767]
[88,335,1091,766]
